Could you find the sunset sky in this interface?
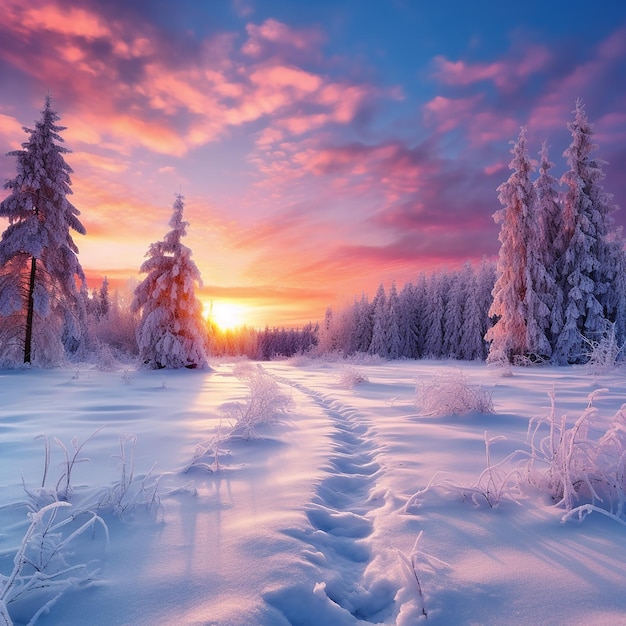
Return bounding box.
[0,0,625,328]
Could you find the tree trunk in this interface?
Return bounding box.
[24,256,36,364]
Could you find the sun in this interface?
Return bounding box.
[204,301,248,331]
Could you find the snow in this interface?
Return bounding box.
[2,359,626,625]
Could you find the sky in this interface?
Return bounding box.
[0,0,625,328]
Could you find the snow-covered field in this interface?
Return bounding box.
[2,359,626,625]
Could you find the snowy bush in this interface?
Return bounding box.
[336,365,369,389]
[582,322,624,376]
[486,348,513,376]
[185,365,292,472]
[408,387,626,525]
[416,369,494,417]
[524,388,626,523]
[221,363,292,439]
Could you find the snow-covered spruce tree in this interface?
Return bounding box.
[368,282,387,357]
[442,270,465,358]
[422,271,447,358]
[351,294,373,354]
[386,281,402,359]
[0,96,86,366]
[398,281,420,358]
[132,194,208,369]
[458,263,487,360]
[487,126,548,363]
[554,100,624,363]
[533,141,564,352]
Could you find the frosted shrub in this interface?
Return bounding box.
[416,369,494,417]
[527,389,626,523]
[337,365,369,389]
[486,349,513,376]
[0,502,107,626]
[407,388,626,525]
[582,323,624,376]
[221,363,292,439]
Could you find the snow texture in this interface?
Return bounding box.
[2,360,626,625]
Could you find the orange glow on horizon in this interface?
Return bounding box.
[204,300,249,331]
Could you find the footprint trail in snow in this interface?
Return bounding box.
[265,374,399,624]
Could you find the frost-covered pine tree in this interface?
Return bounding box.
[132,194,208,369]
[369,283,388,357]
[486,127,539,362]
[0,96,86,366]
[534,141,564,353]
[386,281,402,359]
[351,294,373,354]
[422,271,447,358]
[458,263,487,360]
[398,281,420,358]
[554,100,623,363]
[442,269,465,358]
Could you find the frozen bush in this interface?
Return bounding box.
[405,433,524,512]
[221,363,292,439]
[407,387,626,525]
[336,365,369,389]
[525,389,626,522]
[582,322,624,376]
[486,349,513,376]
[416,369,494,417]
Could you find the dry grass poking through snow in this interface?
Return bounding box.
[407,386,626,526]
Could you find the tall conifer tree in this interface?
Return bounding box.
[133,194,208,369]
[486,127,538,362]
[0,96,86,365]
[554,100,623,362]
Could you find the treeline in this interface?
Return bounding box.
[316,260,495,360]
[80,260,495,364]
[200,259,495,362]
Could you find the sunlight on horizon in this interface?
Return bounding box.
[204,301,249,331]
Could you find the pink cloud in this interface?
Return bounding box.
[468,112,519,147]
[17,3,111,39]
[242,18,324,58]
[255,127,284,147]
[433,44,551,92]
[0,112,23,148]
[423,95,483,133]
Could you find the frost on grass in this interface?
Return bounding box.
[185,363,292,473]
[221,362,292,440]
[404,432,524,513]
[396,532,450,624]
[416,369,494,417]
[0,502,107,626]
[0,430,161,624]
[22,430,161,519]
[407,387,626,526]
[525,388,626,523]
